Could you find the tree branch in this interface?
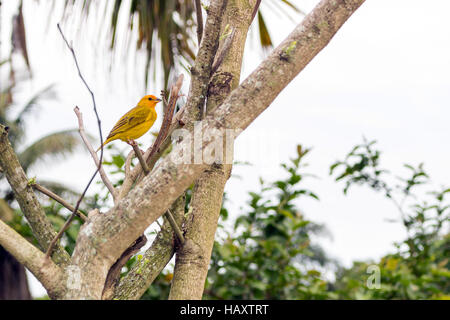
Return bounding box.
[118,74,184,201]
[45,23,111,257]
[113,194,186,300]
[45,24,110,258]
[194,0,204,45]
[101,234,147,300]
[74,106,117,200]
[251,0,262,22]
[65,0,366,299]
[165,209,185,244]
[131,142,149,175]
[179,0,228,124]
[169,164,230,299]
[0,219,66,299]
[121,0,229,190]
[145,74,184,170]
[168,0,254,300]
[0,125,71,266]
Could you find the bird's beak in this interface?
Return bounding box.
[156,98,162,103]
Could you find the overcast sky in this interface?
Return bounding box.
[1,0,450,297]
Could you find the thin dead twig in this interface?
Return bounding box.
[46,24,106,259]
[251,0,262,22]
[74,106,117,200]
[32,183,87,222]
[124,150,135,177]
[121,74,184,197]
[145,74,184,168]
[130,142,149,175]
[194,0,204,45]
[166,209,185,244]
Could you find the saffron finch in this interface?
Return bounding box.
[96,94,162,152]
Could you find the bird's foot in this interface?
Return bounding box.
[127,139,137,147]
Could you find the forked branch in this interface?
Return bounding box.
[74,106,117,200]
[45,24,108,258]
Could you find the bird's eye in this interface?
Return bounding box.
[148,97,152,101]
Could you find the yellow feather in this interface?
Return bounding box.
[96,95,161,152]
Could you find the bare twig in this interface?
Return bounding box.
[118,74,185,200]
[145,74,184,168]
[166,209,185,244]
[130,142,149,175]
[46,24,106,259]
[172,103,187,126]
[31,183,87,222]
[124,150,135,177]
[251,0,262,22]
[57,24,104,160]
[194,0,204,45]
[74,107,117,200]
[118,150,137,201]
[45,212,77,259]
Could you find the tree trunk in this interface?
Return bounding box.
[0,246,32,300]
[168,0,256,299]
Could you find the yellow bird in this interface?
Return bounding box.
[96,94,162,152]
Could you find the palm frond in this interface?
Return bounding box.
[279,0,305,15]
[14,84,56,127]
[11,2,31,72]
[28,0,301,88]
[0,198,15,222]
[256,0,305,51]
[257,11,273,49]
[18,129,81,171]
[55,0,197,88]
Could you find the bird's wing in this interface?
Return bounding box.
[106,106,150,139]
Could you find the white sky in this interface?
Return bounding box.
[1,0,450,297]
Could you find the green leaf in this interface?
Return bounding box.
[112,154,125,169]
